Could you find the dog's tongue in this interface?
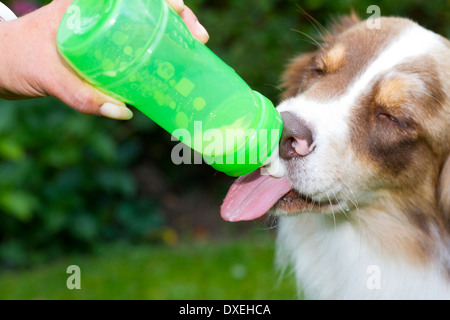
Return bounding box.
[221,170,292,222]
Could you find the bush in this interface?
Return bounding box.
[0,98,164,268]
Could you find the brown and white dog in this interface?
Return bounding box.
[221,15,450,299]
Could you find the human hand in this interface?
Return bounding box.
[0,0,209,120]
[166,0,210,44]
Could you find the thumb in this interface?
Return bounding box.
[48,62,133,120]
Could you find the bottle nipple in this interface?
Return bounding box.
[260,145,286,178]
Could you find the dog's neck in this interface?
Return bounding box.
[358,185,450,270]
[276,187,450,299]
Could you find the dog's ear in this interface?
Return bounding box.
[280,53,315,100]
[438,155,450,215]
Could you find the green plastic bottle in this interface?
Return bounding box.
[57,0,282,177]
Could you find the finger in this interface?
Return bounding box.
[165,0,185,13]
[179,7,209,44]
[63,82,133,121]
[48,62,133,120]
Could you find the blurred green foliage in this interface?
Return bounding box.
[0,0,448,268]
[0,98,164,267]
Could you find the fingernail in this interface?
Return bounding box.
[169,0,185,12]
[196,20,209,41]
[99,103,133,120]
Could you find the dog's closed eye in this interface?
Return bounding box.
[308,65,325,76]
[378,113,401,125]
[377,112,411,130]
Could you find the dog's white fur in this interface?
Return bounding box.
[277,215,450,299]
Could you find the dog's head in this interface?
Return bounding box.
[275,16,450,217]
[221,16,450,225]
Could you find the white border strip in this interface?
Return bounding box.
[0,2,17,21]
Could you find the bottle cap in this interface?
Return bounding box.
[206,91,283,177]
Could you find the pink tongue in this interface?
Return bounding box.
[221,170,292,222]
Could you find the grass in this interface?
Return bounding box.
[0,234,298,300]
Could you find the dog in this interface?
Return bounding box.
[221,15,450,299]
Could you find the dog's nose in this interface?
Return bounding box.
[279,111,315,159]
